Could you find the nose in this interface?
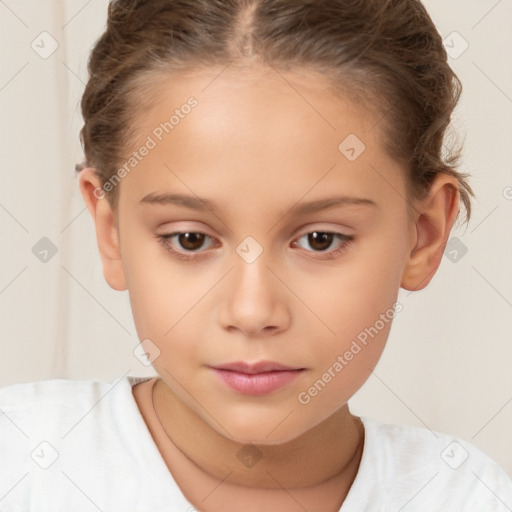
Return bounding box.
[217,250,291,338]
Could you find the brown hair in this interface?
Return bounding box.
[76,0,474,224]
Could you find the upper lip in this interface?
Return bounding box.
[210,361,304,374]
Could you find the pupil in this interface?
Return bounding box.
[309,232,333,251]
[179,232,205,251]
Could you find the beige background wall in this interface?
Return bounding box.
[1,0,511,476]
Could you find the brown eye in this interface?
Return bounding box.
[307,232,334,251]
[177,232,206,251]
[158,231,218,258]
[293,231,354,258]
[298,232,337,252]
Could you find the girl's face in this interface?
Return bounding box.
[111,67,415,444]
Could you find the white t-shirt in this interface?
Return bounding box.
[1,375,511,512]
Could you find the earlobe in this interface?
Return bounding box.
[78,168,127,291]
[401,173,460,291]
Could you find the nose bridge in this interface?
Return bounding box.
[231,240,275,304]
[218,237,289,335]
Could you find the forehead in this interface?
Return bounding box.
[119,66,406,215]
[132,64,380,150]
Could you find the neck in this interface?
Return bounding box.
[152,377,364,490]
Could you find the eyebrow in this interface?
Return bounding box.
[139,192,377,215]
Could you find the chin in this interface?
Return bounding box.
[215,414,307,447]
[232,431,298,447]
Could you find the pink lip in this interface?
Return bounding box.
[209,361,305,396]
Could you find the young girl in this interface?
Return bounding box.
[1,0,511,510]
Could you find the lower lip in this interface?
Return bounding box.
[211,368,304,396]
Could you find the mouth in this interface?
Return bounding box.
[210,360,304,374]
[208,361,306,396]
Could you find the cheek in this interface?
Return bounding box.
[127,265,210,341]
[291,225,407,336]
[295,264,402,416]
[121,229,201,338]
[124,206,407,355]
[291,223,406,399]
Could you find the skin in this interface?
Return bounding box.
[79,65,460,511]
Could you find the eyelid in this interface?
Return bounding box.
[159,231,220,249]
[156,231,221,261]
[157,226,355,262]
[157,223,352,244]
[292,221,355,237]
[291,231,354,259]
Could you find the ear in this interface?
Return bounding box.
[78,168,127,291]
[401,173,460,291]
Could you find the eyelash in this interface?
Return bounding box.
[156,230,355,261]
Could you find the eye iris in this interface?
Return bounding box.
[309,232,333,251]
[179,232,205,251]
